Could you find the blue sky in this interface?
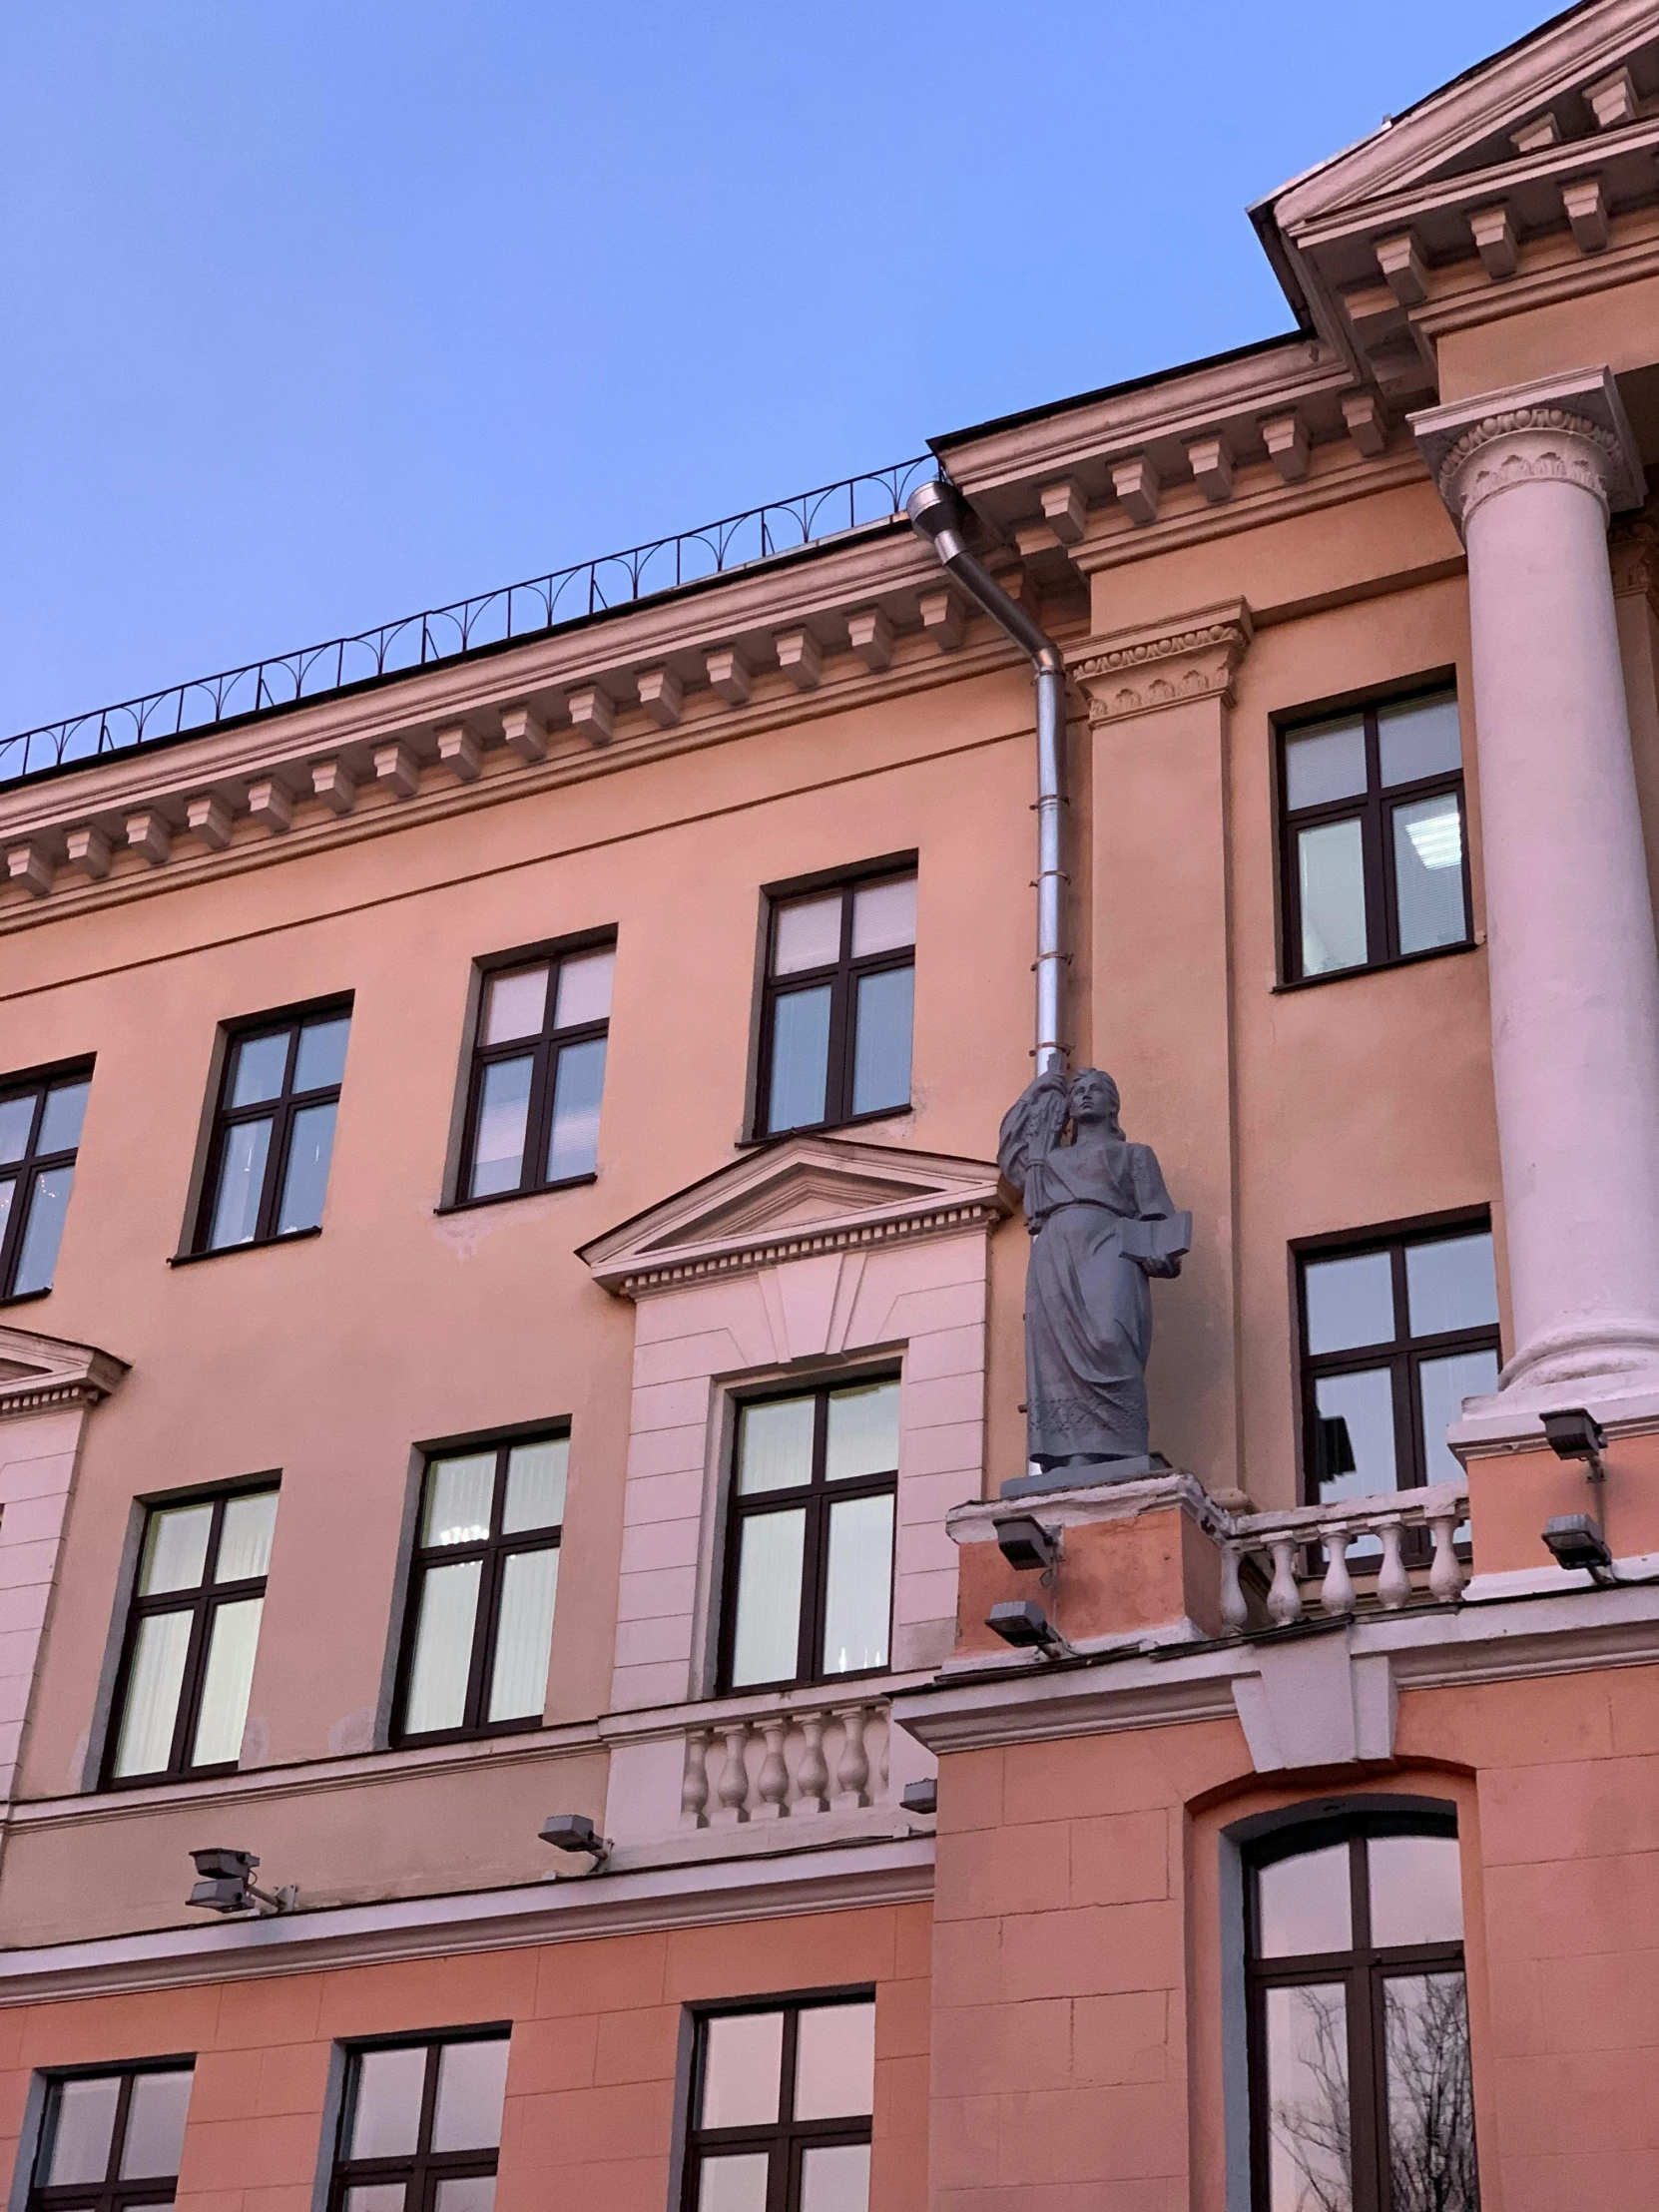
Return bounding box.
[0,1,1547,736]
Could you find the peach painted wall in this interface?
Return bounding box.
[0,663,1040,1940]
[0,1901,929,2212]
[0,426,1651,1949]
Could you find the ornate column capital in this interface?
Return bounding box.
[1411,366,1647,535]
[1069,599,1254,727]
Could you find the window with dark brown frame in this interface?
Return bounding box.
[104,1486,277,1787]
[1298,1220,1499,1524]
[1279,687,1470,983]
[393,1434,566,1744]
[456,939,614,1204]
[27,2063,194,2212]
[328,2033,508,2212]
[0,1060,92,1302]
[1246,1812,1477,2211]
[193,1001,351,1253]
[683,1994,874,2212]
[719,1380,897,1695]
[757,866,915,1137]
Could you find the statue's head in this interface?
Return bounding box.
[1068,1068,1122,1133]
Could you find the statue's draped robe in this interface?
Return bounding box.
[998,1075,1190,1465]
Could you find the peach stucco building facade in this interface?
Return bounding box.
[3,7,1659,2208]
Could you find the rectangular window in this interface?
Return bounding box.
[28,2062,193,2209]
[1299,1221,1499,1518]
[1279,688,1470,982]
[194,1003,351,1253]
[105,1487,277,1786]
[685,1996,874,2212]
[457,940,614,1203]
[758,868,915,1137]
[720,1381,897,1694]
[329,2034,508,2211]
[0,1061,92,1302]
[394,1434,566,1743]
[1248,1817,1476,2212]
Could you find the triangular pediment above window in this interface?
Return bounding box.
[0,1323,128,1417]
[1254,2,1659,400]
[578,1136,1012,1295]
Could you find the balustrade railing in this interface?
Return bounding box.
[679,1694,890,1828]
[0,457,934,788]
[1220,1480,1469,1632]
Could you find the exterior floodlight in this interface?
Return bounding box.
[985,1599,1072,1660]
[540,1814,611,1868]
[899,1780,938,1816]
[1542,1513,1613,1577]
[1542,1407,1608,1482]
[187,1848,296,1917]
[994,1515,1059,1573]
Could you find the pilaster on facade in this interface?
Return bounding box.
[1068,600,1255,726]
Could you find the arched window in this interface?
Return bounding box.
[1246,1810,1477,2211]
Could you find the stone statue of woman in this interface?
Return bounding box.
[997,1065,1191,1486]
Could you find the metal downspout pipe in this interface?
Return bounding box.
[906,480,1068,1074]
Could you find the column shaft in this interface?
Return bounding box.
[1432,386,1659,1395]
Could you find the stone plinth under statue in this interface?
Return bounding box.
[997,1066,1191,1498]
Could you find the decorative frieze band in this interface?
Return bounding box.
[1069,599,1255,725]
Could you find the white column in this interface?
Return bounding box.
[1415,369,1658,1405]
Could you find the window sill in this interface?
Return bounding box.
[0,1287,53,1311]
[169,1226,324,1268]
[433,1174,598,1218]
[99,1760,241,1794]
[391,1715,545,1751]
[737,1104,914,1149]
[1272,938,1480,993]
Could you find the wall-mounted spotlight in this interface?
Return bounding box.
[899,1780,937,1817]
[985,1598,1072,1661]
[186,1848,296,1917]
[993,1514,1059,1573]
[1542,1513,1614,1581]
[1542,1406,1608,1484]
[540,1814,612,1869]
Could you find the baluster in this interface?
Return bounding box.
[1319,1528,1356,1618]
[711,1721,752,1826]
[832,1703,872,1810]
[1220,1543,1249,1631]
[680,1727,712,1830]
[796,1711,830,1816]
[753,1718,791,1821]
[1267,1537,1304,1627]
[1377,1520,1411,1610]
[1427,1515,1464,1604]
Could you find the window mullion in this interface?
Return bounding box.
[463,1540,499,1733]
[170,1597,215,1776]
[522,1034,557,1193]
[257,1092,294,1243]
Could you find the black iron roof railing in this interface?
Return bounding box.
[0,454,935,790]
